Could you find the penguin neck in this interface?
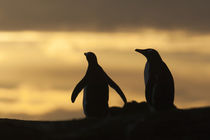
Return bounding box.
[147,56,162,64]
[87,62,99,70]
[146,57,163,72]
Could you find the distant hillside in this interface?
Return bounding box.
[1,101,210,140]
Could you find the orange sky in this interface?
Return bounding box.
[0,30,210,120]
[0,0,210,120]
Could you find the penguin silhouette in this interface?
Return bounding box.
[71,52,127,117]
[135,49,175,110]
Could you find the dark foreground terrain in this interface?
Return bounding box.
[1,101,210,140]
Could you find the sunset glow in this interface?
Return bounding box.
[0,29,210,120]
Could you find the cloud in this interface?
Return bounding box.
[174,75,210,108]
[0,97,18,103]
[163,51,210,63]
[0,83,18,89]
[0,109,84,120]
[0,0,210,33]
[38,109,84,120]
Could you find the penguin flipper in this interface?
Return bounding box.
[105,73,127,105]
[71,77,86,103]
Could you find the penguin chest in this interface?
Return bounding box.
[83,84,109,116]
[144,62,150,85]
[144,62,160,105]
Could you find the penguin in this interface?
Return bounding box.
[71,52,127,117]
[135,48,175,110]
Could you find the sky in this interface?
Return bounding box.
[0,0,210,120]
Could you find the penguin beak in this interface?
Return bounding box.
[135,49,145,54]
[135,49,148,58]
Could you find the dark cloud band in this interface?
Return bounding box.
[0,0,209,32]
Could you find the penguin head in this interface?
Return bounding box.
[135,48,162,61]
[84,52,98,65]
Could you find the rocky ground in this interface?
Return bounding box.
[1,101,210,140]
